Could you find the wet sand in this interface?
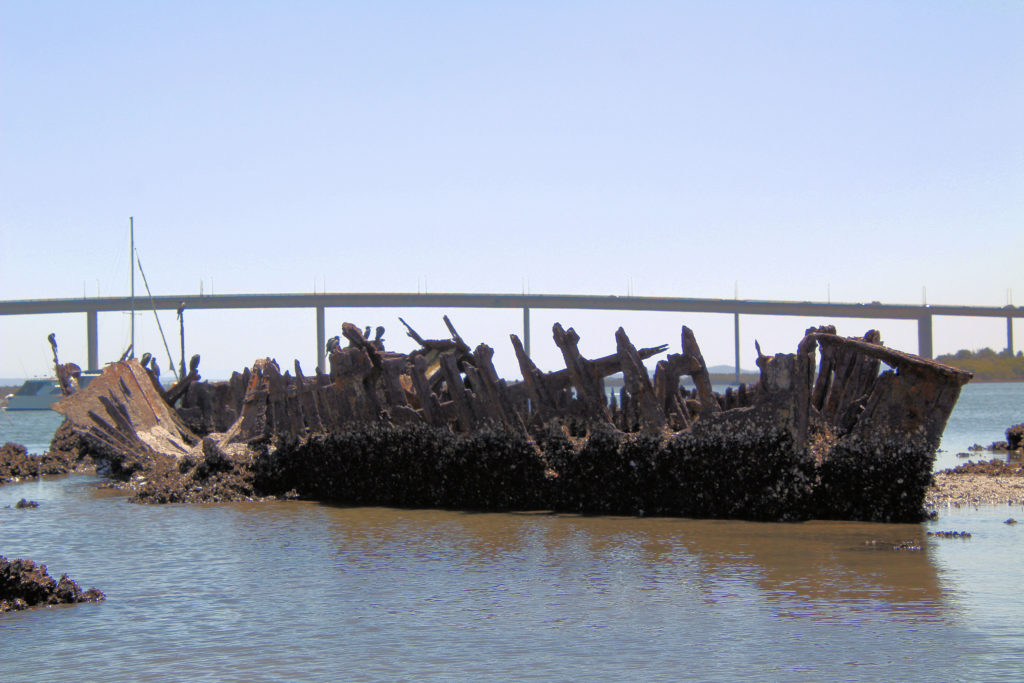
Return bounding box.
[927,458,1024,508]
[927,473,1024,508]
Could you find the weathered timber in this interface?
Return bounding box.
[411,355,446,428]
[652,354,695,429]
[510,333,559,422]
[552,323,611,425]
[293,361,323,434]
[549,344,669,394]
[399,317,461,360]
[223,358,275,444]
[439,351,476,432]
[380,355,411,409]
[329,344,379,422]
[615,327,665,433]
[53,359,197,463]
[821,329,880,429]
[808,324,837,410]
[164,354,201,406]
[443,315,472,357]
[806,331,972,447]
[682,326,720,416]
[469,343,524,432]
[792,332,817,452]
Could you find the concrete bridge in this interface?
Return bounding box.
[1,292,1019,376]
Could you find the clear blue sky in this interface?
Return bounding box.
[2,1,1021,380]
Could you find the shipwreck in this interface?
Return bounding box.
[50,318,972,522]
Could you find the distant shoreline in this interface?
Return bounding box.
[959,378,1024,384]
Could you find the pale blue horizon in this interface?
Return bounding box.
[2,1,1021,379]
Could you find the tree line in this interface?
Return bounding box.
[935,347,1024,381]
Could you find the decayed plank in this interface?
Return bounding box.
[336,347,373,424]
[681,326,720,416]
[318,382,344,430]
[443,315,473,357]
[294,360,324,434]
[473,343,527,432]
[653,354,696,428]
[54,359,197,458]
[466,344,508,426]
[552,323,610,424]
[510,333,558,421]
[840,330,882,429]
[226,359,273,443]
[164,354,202,406]
[380,356,410,409]
[807,325,836,411]
[411,355,446,428]
[399,317,461,361]
[821,330,880,428]
[792,332,819,451]
[439,351,476,432]
[540,345,669,394]
[615,327,665,433]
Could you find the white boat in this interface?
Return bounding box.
[5,375,98,411]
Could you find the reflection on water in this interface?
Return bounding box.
[320,506,948,623]
[4,476,1018,681]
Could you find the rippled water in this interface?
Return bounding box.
[934,382,1024,471]
[2,476,1024,681]
[0,408,63,454]
[2,384,1024,680]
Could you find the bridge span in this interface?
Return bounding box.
[1,293,1019,376]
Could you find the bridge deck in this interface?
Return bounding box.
[2,293,1019,373]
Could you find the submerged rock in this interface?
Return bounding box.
[0,441,81,485]
[1007,424,1024,452]
[0,556,105,613]
[927,530,971,538]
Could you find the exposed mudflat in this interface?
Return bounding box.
[928,459,1024,508]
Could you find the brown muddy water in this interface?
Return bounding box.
[2,383,1024,680]
[2,474,1024,681]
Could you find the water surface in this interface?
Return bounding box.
[2,383,1023,680]
[2,475,1024,681]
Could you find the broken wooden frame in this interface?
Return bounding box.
[53,317,972,476]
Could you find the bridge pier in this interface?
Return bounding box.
[733,313,740,383]
[87,310,98,372]
[917,313,933,359]
[1009,316,1015,356]
[316,306,325,373]
[523,307,531,358]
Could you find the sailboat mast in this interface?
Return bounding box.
[130,216,135,359]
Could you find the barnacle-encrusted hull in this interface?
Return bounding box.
[52,320,971,521]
